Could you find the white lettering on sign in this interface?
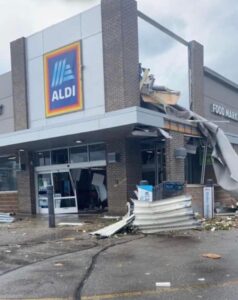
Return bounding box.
[210,103,238,122]
[52,85,76,102]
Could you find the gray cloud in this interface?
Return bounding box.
[0,0,237,87]
[137,0,238,83]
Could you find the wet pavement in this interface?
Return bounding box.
[82,230,238,300]
[0,215,238,299]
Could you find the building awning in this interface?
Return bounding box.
[0,107,164,152]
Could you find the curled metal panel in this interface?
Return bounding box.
[133,195,201,234]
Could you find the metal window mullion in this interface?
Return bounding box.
[87,144,90,162]
[200,143,208,185]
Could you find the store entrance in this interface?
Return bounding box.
[141,141,166,186]
[37,170,77,214]
[72,168,107,211]
[36,167,107,214]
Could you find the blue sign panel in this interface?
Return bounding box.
[44,42,83,117]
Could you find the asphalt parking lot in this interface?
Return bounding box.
[0,215,238,300]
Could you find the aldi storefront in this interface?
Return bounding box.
[0,0,238,216]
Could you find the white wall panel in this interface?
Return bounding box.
[0,72,14,132]
[0,97,14,119]
[43,14,82,54]
[81,5,101,39]
[0,118,14,134]
[26,5,105,132]
[26,32,43,60]
[0,72,12,99]
[82,33,104,109]
[27,57,45,124]
[84,106,105,118]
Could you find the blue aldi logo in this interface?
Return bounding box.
[44,42,83,117]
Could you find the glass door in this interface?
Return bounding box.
[52,171,77,214]
[37,170,78,214]
[37,172,52,214]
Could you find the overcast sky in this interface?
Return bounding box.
[0,0,237,91]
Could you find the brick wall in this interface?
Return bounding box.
[17,151,36,214]
[165,131,185,181]
[186,184,204,216]
[0,192,18,213]
[101,0,140,112]
[106,138,141,215]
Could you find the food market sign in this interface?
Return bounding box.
[44,42,83,117]
[210,103,238,122]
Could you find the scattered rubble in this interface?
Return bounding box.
[202,216,238,231]
[62,237,76,241]
[202,253,221,259]
[155,282,171,287]
[54,262,64,267]
[58,222,84,227]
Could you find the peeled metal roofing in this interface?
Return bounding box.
[133,195,201,234]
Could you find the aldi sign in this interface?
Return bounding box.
[44,42,83,117]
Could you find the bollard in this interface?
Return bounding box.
[203,179,214,219]
[47,185,55,228]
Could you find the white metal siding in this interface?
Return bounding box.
[26,5,105,131]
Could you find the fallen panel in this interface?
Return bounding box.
[0,212,15,223]
[58,222,84,226]
[133,215,194,226]
[133,195,200,233]
[138,219,201,230]
[141,224,201,234]
[133,195,191,207]
[133,201,192,214]
[91,214,135,238]
[134,208,194,219]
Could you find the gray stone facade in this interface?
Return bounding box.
[101,0,140,112]
[10,37,28,131]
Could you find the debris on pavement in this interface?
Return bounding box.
[58,222,84,226]
[198,278,206,282]
[202,253,221,259]
[62,237,76,241]
[101,215,120,220]
[91,195,201,237]
[91,214,135,238]
[54,262,64,267]
[0,212,15,223]
[202,216,238,231]
[155,282,171,287]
